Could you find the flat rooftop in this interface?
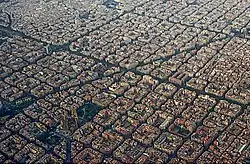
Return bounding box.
[0,0,249,163]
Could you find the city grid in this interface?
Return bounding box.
[0,0,249,163]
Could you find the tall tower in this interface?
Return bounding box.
[61,108,79,132]
[61,111,69,131]
[71,108,79,129]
